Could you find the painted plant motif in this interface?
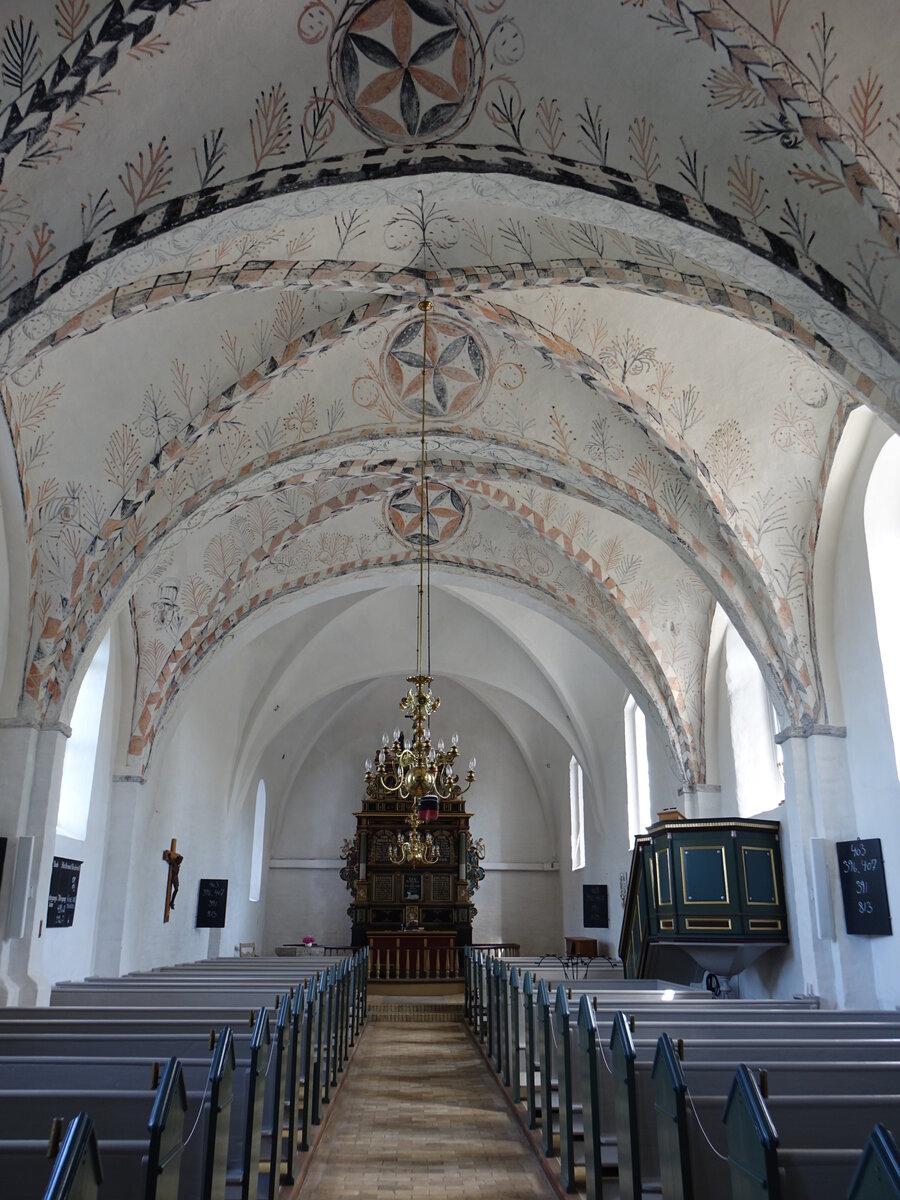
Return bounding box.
[329,0,484,143]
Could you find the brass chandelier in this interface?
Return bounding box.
[364,299,476,867]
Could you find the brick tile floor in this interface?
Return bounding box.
[298,1022,554,1198]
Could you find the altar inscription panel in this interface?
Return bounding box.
[372,875,394,903]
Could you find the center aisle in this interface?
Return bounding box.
[298,1021,555,1198]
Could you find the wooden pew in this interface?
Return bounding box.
[504,968,900,1200]
[0,953,361,1198]
[0,1057,189,1199]
[606,1011,900,1198]
[651,1048,900,1199]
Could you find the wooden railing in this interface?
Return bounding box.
[368,944,459,981]
[471,942,520,957]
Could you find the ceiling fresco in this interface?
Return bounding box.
[0,0,895,788]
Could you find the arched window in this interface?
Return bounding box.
[569,756,585,871]
[624,695,651,844]
[723,618,784,815]
[249,779,266,902]
[57,631,111,840]
[865,434,900,776]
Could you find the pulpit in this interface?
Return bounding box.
[620,816,789,981]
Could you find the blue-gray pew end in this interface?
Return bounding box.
[849,1124,900,1200]
[224,1007,271,1200]
[41,1112,102,1200]
[254,992,289,1200]
[0,1131,118,1200]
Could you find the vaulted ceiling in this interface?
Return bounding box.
[0,0,896,787]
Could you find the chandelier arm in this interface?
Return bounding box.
[376,774,404,794]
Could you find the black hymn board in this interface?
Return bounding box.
[46,857,82,928]
[836,838,892,936]
[583,883,609,929]
[196,878,228,928]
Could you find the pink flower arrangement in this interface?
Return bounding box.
[302,936,316,945]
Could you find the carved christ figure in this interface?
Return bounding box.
[162,838,184,923]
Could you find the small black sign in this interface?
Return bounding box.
[836,839,892,936]
[583,884,609,929]
[47,857,82,928]
[196,878,228,929]
[0,837,6,892]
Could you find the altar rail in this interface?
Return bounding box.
[369,944,459,981]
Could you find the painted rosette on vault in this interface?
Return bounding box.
[383,311,490,419]
[386,478,470,548]
[329,0,485,144]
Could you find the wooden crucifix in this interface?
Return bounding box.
[162,838,183,924]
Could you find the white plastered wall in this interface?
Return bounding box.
[829,417,900,1008]
[111,642,267,976]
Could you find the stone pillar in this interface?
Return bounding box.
[776,724,878,1008]
[91,776,145,979]
[677,784,722,819]
[0,719,69,1006]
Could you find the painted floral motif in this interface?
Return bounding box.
[383,312,488,418]
[386,478,469,546]
[330,0,483,143]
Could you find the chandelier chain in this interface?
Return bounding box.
[362,296,476,867]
